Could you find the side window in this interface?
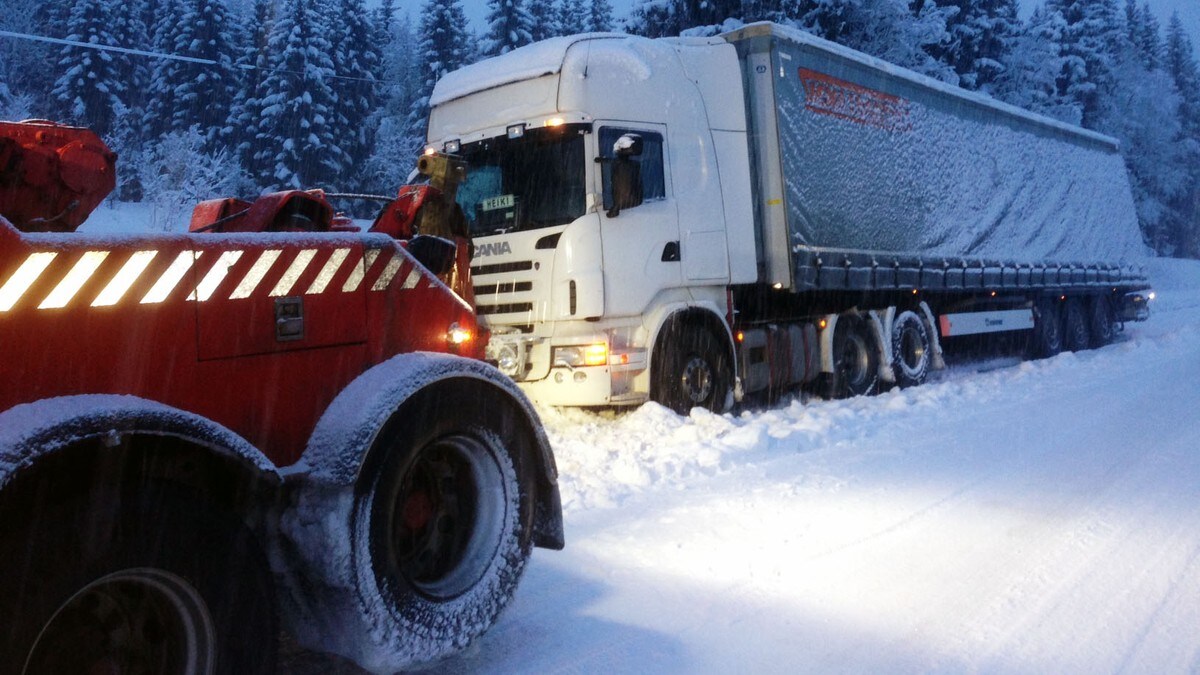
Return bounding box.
[599,127,665,212]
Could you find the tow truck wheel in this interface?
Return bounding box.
[363,382,534,662]
[827,314,880,399]
[0,486,277,674]
[891,310,931,388]
[652,321,732,414]
[1062,298,1090,352]
[1088,295,1116,347]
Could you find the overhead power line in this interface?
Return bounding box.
[0,29,386,86]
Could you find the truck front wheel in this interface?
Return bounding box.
[362,384,533,663]
[0,486,277,674]
[652,322,732,414]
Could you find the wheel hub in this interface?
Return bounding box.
[25,569,215,675]
[388,434,506,601]
[680,356,713,403]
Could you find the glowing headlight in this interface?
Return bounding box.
[553,343,608,368]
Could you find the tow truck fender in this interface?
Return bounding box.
[292,350,562,544]
[0,394,279,493]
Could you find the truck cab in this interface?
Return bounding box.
[429,34,756,408]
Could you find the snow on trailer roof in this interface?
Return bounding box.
[725,22,1121,151]
[430,33,627,107]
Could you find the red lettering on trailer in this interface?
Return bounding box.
[798,68,911,132]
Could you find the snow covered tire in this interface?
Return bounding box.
[1062,298,1090,352]
[354,380,535,668]
[891,309,931,388]
[0,485,277,675]
[827,313,880,399]
[1029,299,1063,359]
[652,320,732,414]
[1088,295,1116,347]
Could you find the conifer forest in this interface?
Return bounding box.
[1,0,1197,257]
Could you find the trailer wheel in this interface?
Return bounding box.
[1062,298,1090,352]
[1088,296,1116,347]
[891,310,930,388]
[827,314,879,399]
[1030,299,1063,359]
[363,383,533,660]
[0,486,277,675]
[653,322,731,414]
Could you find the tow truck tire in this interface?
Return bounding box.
[0,486,277,674]
[1088,295,1116,347]
[1062,298,1090,352]
[827,313,880,399]
[652,322,732,414]
[891,310,931,388]
[361,383,533,664]
[1030,299,1063,359]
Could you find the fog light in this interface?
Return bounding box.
[573,371,587,383]
[444,139,461,154]
[494,343,521,376]
[554,372,564,383]
[507,123,526,139]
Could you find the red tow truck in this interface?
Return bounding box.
[0,120,563,674]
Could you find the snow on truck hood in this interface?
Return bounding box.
[430,33,626,107]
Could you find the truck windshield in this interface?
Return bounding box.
[454,124,588,236]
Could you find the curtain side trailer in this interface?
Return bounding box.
[426,22,1152,411]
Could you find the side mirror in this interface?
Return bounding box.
[613,133,643,157]
[407,234,458,275]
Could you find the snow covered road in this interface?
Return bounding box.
[288,258,1200,673]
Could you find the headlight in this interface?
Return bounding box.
[553,343,608,368]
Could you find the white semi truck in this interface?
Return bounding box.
[425,22,1153,412]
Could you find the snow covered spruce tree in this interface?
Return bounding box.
[251,0,344,191]
[1164,13,1200,257]
[229,0,275,182]
[51,0,127,137]
[408,0,471,140]
[589,0,616,32]
[484,0,535,56]
[529,0,561,41]
[364,10,426,192]
[990,4,1082,124]
[327,0,383,191]
[144,0,241,147]
[559,0,589,36]
[1041,0,1125,128]
[923,0,1022,91]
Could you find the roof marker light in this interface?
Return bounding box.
[544,117,565,127]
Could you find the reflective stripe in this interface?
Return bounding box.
[39,251,109,309]
[190,250,243,301]
[92,250,158,307]
[0,251,58,311]
[400,267,423,290]
[230,249,281,299]
[306,247,350,295]
[142,251,199,304]
[372,256,403,291]
[342,249,381,293]
[270,249,316,297]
